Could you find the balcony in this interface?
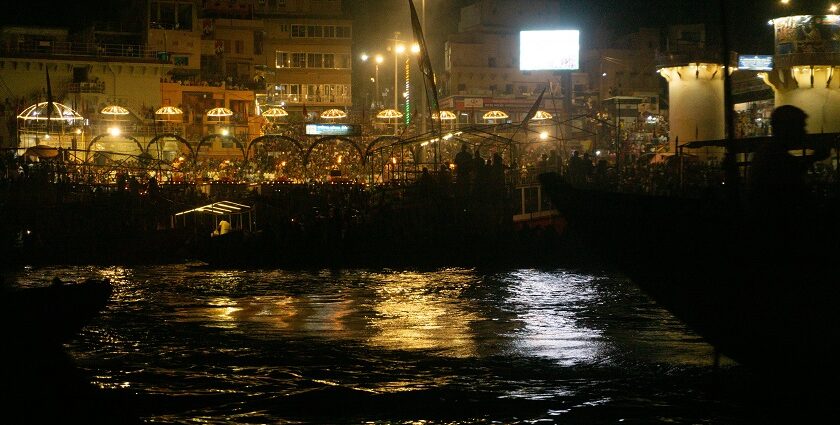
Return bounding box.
[66,81,106,94]
[655,49,735,69]
[1,40,165,63]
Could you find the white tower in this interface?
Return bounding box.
[658,63,729,162]
[763,15,840,134]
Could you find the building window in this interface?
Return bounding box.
[336,54,350,69]
[291,24,305,38]
[307,53,323,68]
[150,1,193,30]
[307,25,323,37]
[275,51,288,68]
[234,40,244,54]
[336,26,351,38]
[323,54,334,68]
[324,26,335,38]
[291,53,306,68]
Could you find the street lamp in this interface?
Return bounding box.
[361,53,385,108]
[394,39,405,110]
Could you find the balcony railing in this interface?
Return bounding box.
[774,52,840,68]
[1,40,165,62]
[273,94,352,104]
[655,49,736,69]
[66,81,106,94]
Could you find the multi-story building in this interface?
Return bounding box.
[441,0,590,124]
[0,0,354,165]
[254,0,353,118]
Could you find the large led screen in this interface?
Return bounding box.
[520,30,580,71]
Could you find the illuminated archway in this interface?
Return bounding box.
[246,134,306,181]
[304,136,365,181]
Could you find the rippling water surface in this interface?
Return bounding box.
[12,265,755,423]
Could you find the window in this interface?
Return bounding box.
[324,26,335,38]
[275,51,288,68]
[336,26,351,38]
[234,40,244,54]
[291,25,305,37]
[307,53,323,68]
[177,3,192,30]
[307,25,323,38]
[291,53,305,68]
[335,54,350,69]
[323,54,334,68]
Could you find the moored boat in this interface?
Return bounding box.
[538,170,840,372]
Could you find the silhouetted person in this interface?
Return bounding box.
[581,153,594,184]
[453,143,473,184]
[748,105,829,258]
[547,149,560,173]
[749,105,828,211]
[567,150,584,185]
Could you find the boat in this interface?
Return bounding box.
[538,167,840,372]
[1,277,113,347]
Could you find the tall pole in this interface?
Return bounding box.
[421,0,427,133]
[393,32,401,110]
[375,63,380,108]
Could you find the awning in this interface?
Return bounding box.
[174,201,251,216]
[25,144,59,158]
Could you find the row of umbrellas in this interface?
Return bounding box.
[18,102,554,123]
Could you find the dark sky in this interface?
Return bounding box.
[2,0,834,56]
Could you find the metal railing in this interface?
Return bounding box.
[1,40,165,62]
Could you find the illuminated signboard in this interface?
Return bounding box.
[738,55,773,70]
[305,123,361,136]
[520,30,580,70]
[773,15,840,55]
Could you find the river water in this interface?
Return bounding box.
[10,264,779,423]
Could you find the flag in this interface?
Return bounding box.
[408,0,440,133]
[45,65,53,133]
[521,87,546,127]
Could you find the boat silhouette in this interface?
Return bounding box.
[539,153,840,371]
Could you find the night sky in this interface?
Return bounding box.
[2,1,836,58]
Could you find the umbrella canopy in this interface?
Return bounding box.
[433,110,457,121]
[320,108,348,120]
[206,107,234,117]
[482,110,509,121]
[531,110,553,121]
[101,105,130,115]
[376,109,404,120]
[17,102,83,122]
[155,106,184,115]
[261,107,288,118]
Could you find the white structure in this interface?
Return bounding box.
[658,63,729,162]
[762,15,840,134]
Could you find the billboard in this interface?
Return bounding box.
[520,30,580,71]
[305,123,361,136]
[738,55,773,70]
[773,15,840,55]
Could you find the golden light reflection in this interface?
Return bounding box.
[367,272,480,358]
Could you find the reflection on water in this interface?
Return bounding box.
[8,264,742,423]
[368,271,481,357]
[506,270,604,365]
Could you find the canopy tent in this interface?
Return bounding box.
[172,200,252,233]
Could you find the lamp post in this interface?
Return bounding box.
[394,35,404,111]
[360,53,384,109]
